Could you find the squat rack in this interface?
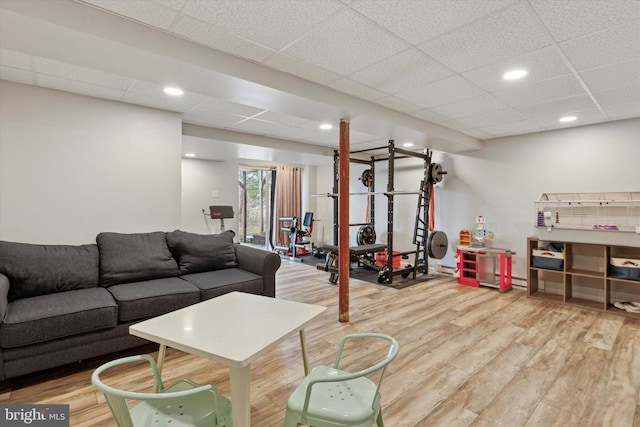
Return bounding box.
[322,139,447,285]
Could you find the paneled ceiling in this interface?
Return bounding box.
[0,0,638,161]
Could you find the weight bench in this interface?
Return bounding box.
[316,243,387,283]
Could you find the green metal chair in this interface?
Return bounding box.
[91,354,232,427]
[284,333,399,427]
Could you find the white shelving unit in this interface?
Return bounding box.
[534,192,640,246]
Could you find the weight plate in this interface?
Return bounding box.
[361,169,372,187]
[356,225,376,245]
[430,163,444,183]
[427,231,448,259]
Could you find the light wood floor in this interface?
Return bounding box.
[2,259,639,426]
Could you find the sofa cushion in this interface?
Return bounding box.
[166,230,238,275]
[106,277,200,322]
[180,269,263,300]
[0,240,99,302]
[0,287,117,348]
[97,232,179,286]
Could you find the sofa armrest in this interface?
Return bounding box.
[0,273,9,323]
[234,245,281,298]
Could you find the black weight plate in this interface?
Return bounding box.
[427,231,448,259]
[361,169,373,187]
[356,225,376,245]
[430,163,444,183]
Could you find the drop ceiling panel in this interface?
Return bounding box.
[445,108,526,130]
[328,77,388,101]
[282,9,408,76]
[181,0,343,50]
[373,95,422,114]
[515,94,598,118]
[593,85,640,107]
[603,102,640,119]
[493,74,587,107]
[579,58,640,92]
[529,0,640,42]
[479,118,553,137]
[534,108,608,125]
[262,53,342,85]
[430,94,509,120]
[462,46,572,92]
[346,48,453,95]
[349,0,517,45]
[395,75,485,109]
[172,15,275,63]
[410,109,449,124]
[418,2,552,73]
[559,20,640,71]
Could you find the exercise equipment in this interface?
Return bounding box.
[275,212,314,262]
[316,140,449,286]
[356,225,376,245]
[427,231,448,259]
[316,243,388,284]
[203,205,234,231]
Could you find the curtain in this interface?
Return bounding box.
[274,166,302,248]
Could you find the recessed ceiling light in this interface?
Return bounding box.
[503,69,528,80]
[163,87,184,96]
[319,123,333,130]
[403,142,414,147]
[185,153,196,157]
[559,116,577,123]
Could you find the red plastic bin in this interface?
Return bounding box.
[375,251,401,268]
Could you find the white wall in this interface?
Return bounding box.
[0,81,182,244]
[437,118,639,281]
[315,118,640,283]
[181,157,239,235]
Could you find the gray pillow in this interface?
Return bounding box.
[97,232,179,286]
[166,230,238,274]
[0,240,99,301]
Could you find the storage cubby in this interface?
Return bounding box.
[565,275,604,309]
[527,237,640,319]
[531,269,564,300]
[565,243,606,276]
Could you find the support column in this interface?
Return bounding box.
[338,119,350,323]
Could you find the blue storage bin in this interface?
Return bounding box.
[532,249,564,270]
[609,257,640,281]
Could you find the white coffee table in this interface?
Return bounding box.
[129,291,326,427]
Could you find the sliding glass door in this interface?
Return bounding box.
[238,168,271,248]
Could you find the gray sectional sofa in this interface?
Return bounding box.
[0,230,281,381]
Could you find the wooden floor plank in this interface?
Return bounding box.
[449,343,535,415]
[1,259,638,426]
[579,320,640,426]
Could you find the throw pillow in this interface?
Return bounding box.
[0,240,99,301]
[97,232,179,286]
[166,230,238,274]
